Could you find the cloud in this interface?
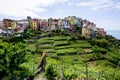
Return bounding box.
[76,0,120,10]
[0,0,68,18]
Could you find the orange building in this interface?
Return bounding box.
[3,19,12,29]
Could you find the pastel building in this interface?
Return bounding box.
[97,28,106,37]
[64,16,76,30]
[3,19,12,29]
[30,20,37,30]
[11,21,17,30]
[82,20,89,28]
[51,19,58,30]
[82,27,91,38]
[78,18,83,27]
[86,22,97,38]
[48,18,52,27]
[58,19,62,29]
[34,19,41,30]
[63,19,70,29]
[17,20,29,33]
[1,16,106,38]
[74,18,79,26]
[3,19,17,30]
[41,19,48,30]
[0,21,3,28]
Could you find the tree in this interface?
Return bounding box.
[0,41,29,79]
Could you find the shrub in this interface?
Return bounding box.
[63,69,77,80]
[45,65,57,80]
[95,39,109,48]
[92,45,107,54]
[0,42,29,79]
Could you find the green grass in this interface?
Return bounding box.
[40,44,53,49]
[53,36,70,41]
[41,49,56,53]
[55,45,72,50]
[26,43,36,51]
[38,38,54,44]
[71,40,88,44]
[56,48,77,55]
[21,53,41,73]
[71,43,92,48]
[76,48,85,53]
[92,46,107,53]
[54,41,70,46]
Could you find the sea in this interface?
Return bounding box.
[106,30,120,40]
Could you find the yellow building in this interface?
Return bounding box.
[30,20,37,30]
[11,21,17,30]
[70,18,74,25]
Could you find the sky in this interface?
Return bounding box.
[0,0,120,30]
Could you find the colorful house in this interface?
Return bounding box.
[11,21,17,30]
[58,19,62,29]
[63,19,70,29]
[82,20,89,28]
[97,28,106,37]
[64,16,76,30]
[41,19,48,30]
[74,18,79,26]
[48,18,52,27]
[60,19,65,30]
[30,20,37,30]
[70,18,74,26]
[0,21,3,28]
[34,19,41,30]
[50,19,58,30]
[16,20,29,33]
[1,16,106,38]
[82,27,91,38]
[3,19,12,29]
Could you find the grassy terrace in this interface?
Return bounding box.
[23,31,120,79]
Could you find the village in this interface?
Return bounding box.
[0,16,106,39]
[1,16,120,80]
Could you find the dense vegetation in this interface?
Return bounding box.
[0,29,120,80]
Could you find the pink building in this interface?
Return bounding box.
[97,28,106,37]
[51,19,58,30]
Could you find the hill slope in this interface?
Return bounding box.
[24,30,120,79]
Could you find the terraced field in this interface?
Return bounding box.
[24,31,120,80]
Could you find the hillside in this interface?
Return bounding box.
[0,29,120,80]
[24,30,120,80]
